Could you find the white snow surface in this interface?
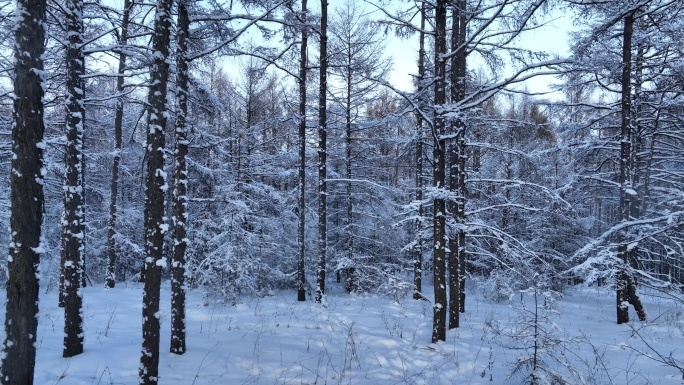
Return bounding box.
[1,282,683,384]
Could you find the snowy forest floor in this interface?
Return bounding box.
[2,280,684,385]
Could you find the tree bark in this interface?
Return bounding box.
[413,0,426,301]
[297,0,308,302]
[170,0,189,355]
[448,0,466,329]
[1,0,47,381]
[344,22,355,294]
[458,0,468,315]
[432,0,447,343]
[106,0,133,289]
[315,0,328,304]
[617,12,634,325]
[458,140,466,314]
[62,0,86,357]
[139,0,172,381]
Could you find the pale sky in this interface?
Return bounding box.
[382,4,576,97]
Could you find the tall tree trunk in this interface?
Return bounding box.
[106,0,133,289]
[345,45,355,293]
[456,0,468,315]
[139,0,172,381]
[170,0,189,355]
[432,0,447,343]
[0,0,47,381]
[616,13,647,323]
[62,0,85,357]
[458,137,466,313]
[617,12,635,325]
[413,0,426,301]
[315,0,328,304]
[297,0,308,302]
[81,135,87,289]
[448,0,466,329]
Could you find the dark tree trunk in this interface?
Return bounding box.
[456,0,469,319]
[456,0,467,314]
[432,0,447,343]
[81,131,87,290]
[617,12,635,325]
[458,142,466,314]
[170,0,189,355]
[413,1,426,301]
[0,0,47,381]
[106,0,133,289]
[297,0,308,302]
[62,0,85,357]
[626,273,647,320]
[344,33,355,294]
[448,0,467,330]
[139,0,172,382]
[315,0,328,304]
[615,11,646,323]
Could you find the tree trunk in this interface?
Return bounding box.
[62,0,86,357]
[170,0,189,355]
[447,0,466,329]
[626,273,647,321]
[456,0,468,315]
[345,41,355,294]
[139,0,172,381]
[458,141,466,313]
[413,0,426,301]
[315,0,328,304]
[106,0,133,289]
[617,12,635,325]
[432,0,447,343]
[0,0,47,381]
[297,0,308,302]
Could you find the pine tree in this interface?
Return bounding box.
[412,0,427,302]
[315,0,328,304]
[431,0,447,343]
[297,0,308,302]
[448,0,467,329]
[106,0,133,289]
[170,0,189,355]
[328,0,391,293]
[140,0,173,381]
[62,0,86,357]
[0,0,47,381]
[617,10,646,324]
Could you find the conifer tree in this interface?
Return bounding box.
[171,0,189,354]
[62,0,86,357]
[431,0,447,343]
[1,0,47,382]
[140,0,173,381]
[315,0,328,304]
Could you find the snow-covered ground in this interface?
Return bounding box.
[2,281,683,384]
